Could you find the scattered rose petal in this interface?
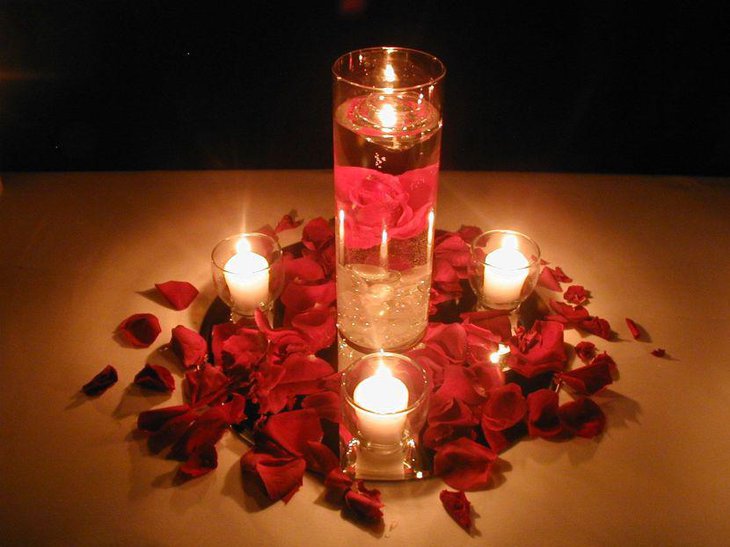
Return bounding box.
[290,307,337,352]
[440,490,473,532]
[301,217,334,252]
[537,267,562,291]
[303,440,339,475]
[507,320,568,378]
[280,280,336,317]
[625,317,641,340]
[117,313,161,347]
[558,355,614,395]
[283,254,325,283]
[137,404,191,432]
[345,482,384,522]
[241,447,306,503]
[460,310,512,342]
[133,363,175,392]
[526,389,562,439]
[81,365,118,396]
[548,300,590,323]
[184,364,228,406]
[651,348,666,358]
[579,316,613,340]
[433,437,497,491]
[552,266,572,283]
[481,383,527,431]
[274,210,303,233]
[574,341,597,364]
[324,468,354,502]
[170,325,208,368]
[457,225,482,244]
[155,280,199,310]
[302,391,340,423]
[179,444,217,478]
[564,285,589,305]
[261,408,323,457]
[558,397,606,438]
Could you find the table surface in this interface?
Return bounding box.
[1,171,729,546]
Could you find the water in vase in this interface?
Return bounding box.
[334,91,441,352]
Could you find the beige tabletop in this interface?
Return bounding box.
[1,171,729,546]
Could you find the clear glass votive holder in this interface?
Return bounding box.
[211,232,284,322]
[469,230,541,311]
[341,352,430,480]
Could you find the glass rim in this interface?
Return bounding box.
[471,229,542,270]
[211,232,282,275]
[342,351,430,416]
[332,46,446,93]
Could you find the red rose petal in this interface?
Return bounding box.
[440,490,472,532]
[460,310,512,342]
[302,217,334,251]
[558,358,614,395]
[284,254,326,284]
[117,313,161,348]
[538,267,562,291]
[155,280,199,310]
[425,323,467,364]
[303,440,339,475]
[241,448,306,503]
[290,307,337,352]
[345,482,384,522]
[210,321,239,366]
[280,280,337,316]
[137,404,191,432]
[81,365,118,396]
[179,444,218,478]
[481,383,527,431]
[274,210,304,233]
[457,225,482,244]
[579,316,613,340]
[558,397,606,438]
[261,408,324,457]
[507,320,568,378]
[433,437,497,491]
[651,348,666,357]
[170,325,208,368]
[133,363,175,392]
[324,468,354,502]
[553,266,572,283]
[302,391,340,423]
[220,329,267,370]
[625,317,641,340]
[564,285,589,305]
[526,389,562,439]
[437,365,484,405]
[549,300,590,323]
[184,364,228,406]
[574,341,597,364]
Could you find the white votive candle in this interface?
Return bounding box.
[224,240,270,315]
[483,234,529,305]
[353,364,409,446]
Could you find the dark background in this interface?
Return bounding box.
[1,1,729,175]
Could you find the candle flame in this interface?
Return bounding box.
[383,63,396,83]
[377,102,397,128]
[235,237,252,254]
[503,234,519,250]
[489,344,510,364]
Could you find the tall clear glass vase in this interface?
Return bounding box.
[332,47,445,353]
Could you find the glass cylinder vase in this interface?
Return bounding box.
[332,47,446,353]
